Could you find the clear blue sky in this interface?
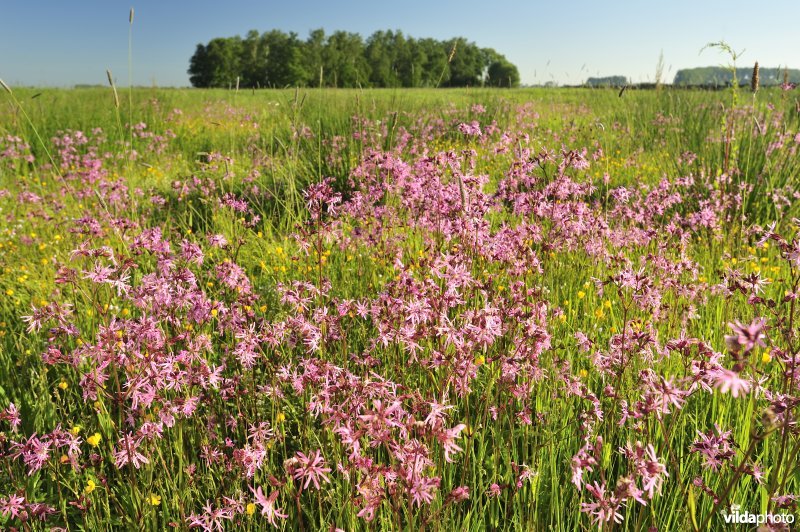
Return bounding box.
[1,0,798,87]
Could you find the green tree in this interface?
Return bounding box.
[323,31,370,88]
[445,38,485,87]
[304,29,326,86]
[187,29,521,89]
[262,30,306,87]
[366,30,402,87]
[240,30,267,88]
[188,37,242,88]
[487,58,520,88]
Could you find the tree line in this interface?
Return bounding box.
[188,29,520,89]
[673,67,800,87]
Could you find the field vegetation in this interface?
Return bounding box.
[0,84,799,530]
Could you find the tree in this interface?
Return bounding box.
[240,30,267,88]
[188,29,521,89]
[304,29,326,86]
[262,30,306,87]
[487,59,520,88]
[445,38,485,87]
[324,31,370,88]
[188,37,242,88]
[188,44,212,87]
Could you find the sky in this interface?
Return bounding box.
[1,0,799,87]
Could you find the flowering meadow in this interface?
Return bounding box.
[0,86,799,530]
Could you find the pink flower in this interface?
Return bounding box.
[113,434,150,469]
[436,424,467,462]
[250,486,287,527]
[290,450,331,490]
[712,369,751,398]
[581,481,623,525]
[457,121,482,137]
[724,318,767,353]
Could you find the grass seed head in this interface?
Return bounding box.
[751,61,760,93]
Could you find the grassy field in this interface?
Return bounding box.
[0,84,799,530]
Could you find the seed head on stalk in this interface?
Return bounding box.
[751,61,760,93]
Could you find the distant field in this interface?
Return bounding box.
[0,86,799,530]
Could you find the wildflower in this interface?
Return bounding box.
[712,369,751,398]
[0,494,26,519]
[691,425,736,470]
[437,424,467,462]
[408,475,440,507]
[2,403,21,431]
[457,121,482,137]
[447,486,470,503]
[289,450,331,490]
[724,318,766,353]
[113,433,149,469]
[245,503,256,516]
[581,481,623,525]
[250,486,287,527]
[86,433,102,447]
[148,494,161,506]
[85,479,97,494]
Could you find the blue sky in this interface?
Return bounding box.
[1,0,798,87]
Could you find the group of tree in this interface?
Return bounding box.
[585,76,628,88]
[188,29,520,89]
[673,66,800,87]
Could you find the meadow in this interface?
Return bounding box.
[0,84,799,530]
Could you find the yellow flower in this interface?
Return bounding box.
[275,412,286,423]
[594,308,605,320]
[579,369,588,378]
[246,503,256,516]
[577,291,586,299]
[58,380,68,390]
[474,355,486,366]
[148,494,161,506]
[71,425,82,435]
[85,479,97,494]
[5,289,13,296]
[762,350,772,364]
[210,309,218,318]
[87,433,102,447]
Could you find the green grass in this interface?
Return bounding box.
[0,85,798,530]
